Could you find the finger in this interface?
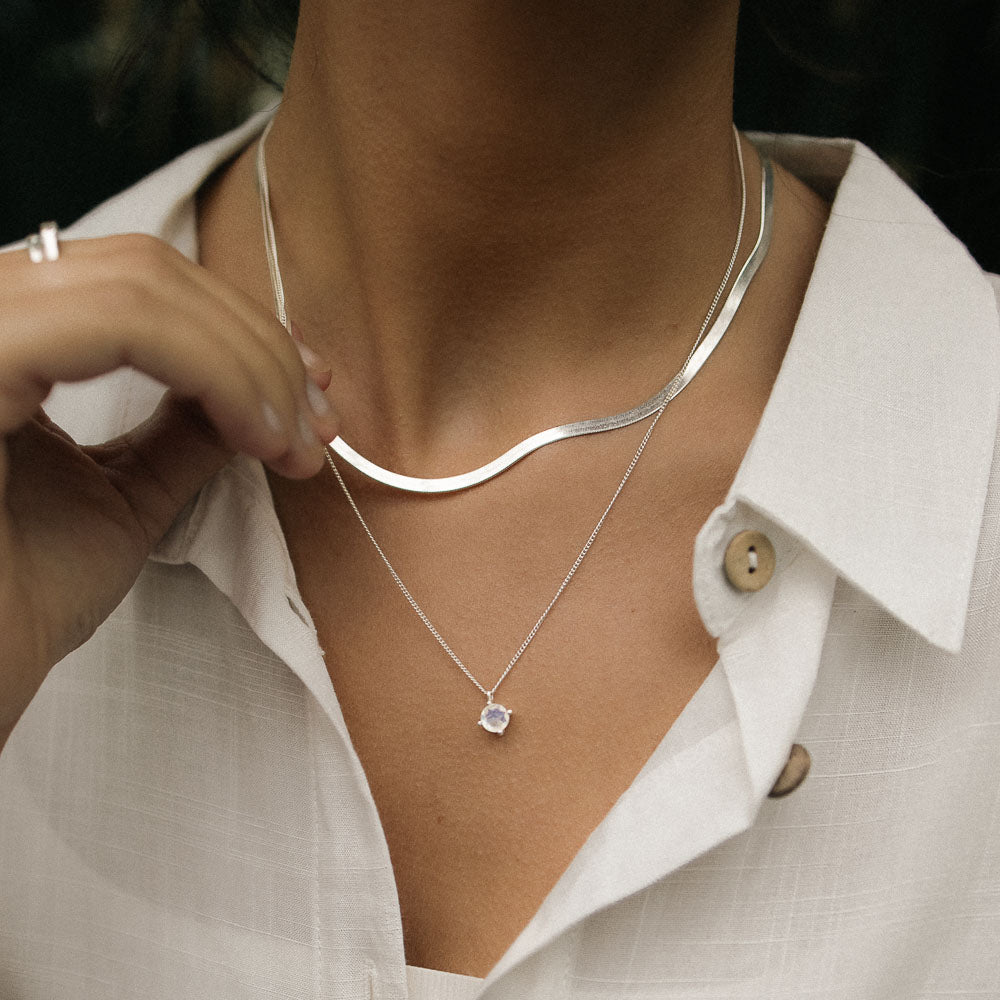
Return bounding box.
[161,247,335,426]
[289,320,329,373]
[140,262,336,475]
[0,281,288,461]
[86,392,237,549]
[119,238,340,458]
[1,235,338,474]
[160,262,339,457]
[293,335,333,379]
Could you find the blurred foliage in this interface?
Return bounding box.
[2,0,998,271]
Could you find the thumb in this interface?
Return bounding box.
[90,391,236,552]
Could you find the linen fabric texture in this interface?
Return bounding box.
[1,109,999,999]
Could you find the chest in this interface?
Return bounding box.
[268,414,752,976]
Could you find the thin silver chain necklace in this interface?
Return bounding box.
[258,125,774,733]
[256,120,771,494]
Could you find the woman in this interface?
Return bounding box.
[2,2,998,997]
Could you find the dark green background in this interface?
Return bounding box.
[3,0,998,271]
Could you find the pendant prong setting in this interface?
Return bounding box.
[478,701,512,734]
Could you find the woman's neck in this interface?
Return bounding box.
[259,0,748,469]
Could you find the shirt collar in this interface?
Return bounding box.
[67,114,999,658]
[722,134,1000,655]
[489,141,1000,981]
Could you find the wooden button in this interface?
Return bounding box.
[767,743,811,798]
[723,530,776,591]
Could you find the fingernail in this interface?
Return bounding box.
[261,400,284,437]
[294,338,327,371]
[306,379,332,417]
[311,368,333,392]
[298,411,320,448]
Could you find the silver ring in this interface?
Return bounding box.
[27,221,60,263]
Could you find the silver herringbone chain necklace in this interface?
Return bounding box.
[259,124,773,733]
[257,121,771,494]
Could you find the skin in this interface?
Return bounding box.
[2,0,831,980]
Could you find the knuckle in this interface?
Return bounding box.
[114,231,165,258]
[92,238,179,313]
[91,274,156,320]
[108,233,177,286]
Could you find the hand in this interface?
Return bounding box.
[0,231,340,748]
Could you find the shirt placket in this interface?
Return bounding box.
[156,454,411,998]
[475,497,837,999]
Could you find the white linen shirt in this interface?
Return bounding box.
[1,109,999,1000]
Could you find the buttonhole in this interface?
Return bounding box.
[747,546,758,573]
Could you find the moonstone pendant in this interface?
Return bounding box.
[478,701,512,735]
